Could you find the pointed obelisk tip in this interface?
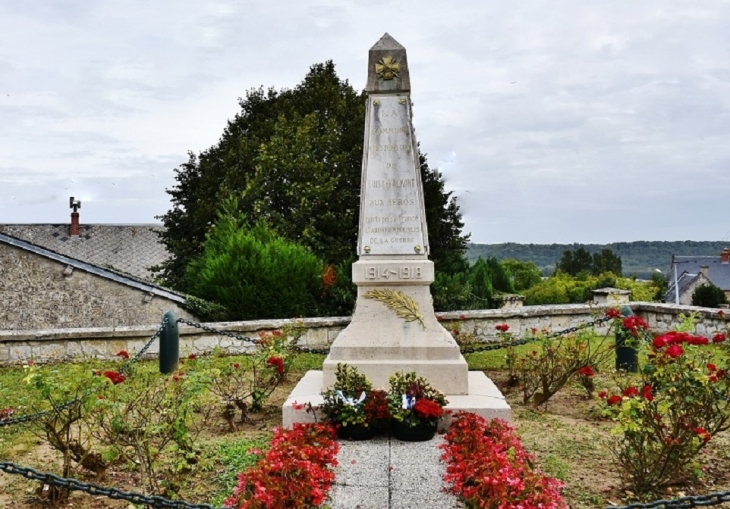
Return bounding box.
[366,33,410,93]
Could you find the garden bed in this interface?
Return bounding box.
[2,345,730,507]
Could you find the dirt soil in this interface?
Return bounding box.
[3,371,730,509]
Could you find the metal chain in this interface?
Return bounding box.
[0,399,79,428]
[0,461,226,509]
[2,315,169,427]
[608,490,730,509]
[177,318,260,344]
[460,316,614,354]
[120,315,168,373]
[176,317,333,354]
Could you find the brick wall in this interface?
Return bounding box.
[0,243,195,330]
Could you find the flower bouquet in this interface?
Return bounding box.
[321,363,377,440]
[387,371,448,442]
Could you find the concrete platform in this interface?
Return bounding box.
[282,370,511,429]
[328,434,463,508]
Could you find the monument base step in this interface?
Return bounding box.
[282,370,511,430]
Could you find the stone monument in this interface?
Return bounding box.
[283,34,510,427]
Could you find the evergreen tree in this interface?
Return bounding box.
[157,61,469,292]
[691,283,729,308]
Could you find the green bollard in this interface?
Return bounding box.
[159,311,179,374]
[615,305,639,373]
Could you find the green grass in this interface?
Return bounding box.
[209,434,272,505]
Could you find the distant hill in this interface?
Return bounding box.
[467,241,730,279]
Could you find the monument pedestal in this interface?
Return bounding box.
[323,259,468,394]
[283,371,512,429]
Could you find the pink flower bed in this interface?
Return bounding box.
[225,423,339,508]
[441,412,566,509]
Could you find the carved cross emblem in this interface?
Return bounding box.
[375,56,400,80]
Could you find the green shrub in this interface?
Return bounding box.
[691,283,729,308]
[186,207,325,320]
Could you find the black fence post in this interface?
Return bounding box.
[615,305,639,373]
[159,311,179,374]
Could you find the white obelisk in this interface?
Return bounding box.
[321,33,468,394]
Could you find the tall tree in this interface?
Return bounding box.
[157,61,469,292]
[592,248,623,276]
[556,247,593,276]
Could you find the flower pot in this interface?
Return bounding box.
[391,420,437,442]
[336,423,376,441]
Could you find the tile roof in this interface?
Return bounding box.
[669,256,730,291]
[0,232,185,303]
[0,224,168,281]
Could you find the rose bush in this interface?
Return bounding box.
[599,323,730,494]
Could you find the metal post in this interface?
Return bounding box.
[673,257,679,305]
[159,311,179,374]
[615,305,639,373]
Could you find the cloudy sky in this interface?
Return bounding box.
[1,1,729,244]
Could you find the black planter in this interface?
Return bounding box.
[336,423,376,441]
[615,331,639,373]
[391,420,437,442]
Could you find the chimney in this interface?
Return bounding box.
[69,197,81,236]
[700,265,709,277]
[722,249,729,265]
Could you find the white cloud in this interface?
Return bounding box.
[1,0,729,243]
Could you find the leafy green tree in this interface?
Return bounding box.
[556,247,593,276]
[157,61,469,293]
[691,283,729,308]
[185,206,325,320]
[592,248,623,276]
[501,259,543,291]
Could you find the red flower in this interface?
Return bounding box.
[103,371,126,385]
[707,363,717,372]
[172,373,184,382]
[495,324,510,332]
[413,399,444,420]
[653,335,668,349]
[709,374,719,383]
[641,385,654,402]
[623,386,639,398]
[459,314,466,321]
[291,401,305,410]
[694,427,711,442]
[598,391,607,399]
[0,407,15,421]
[665,344,684,359]
[273,330,282,337]
[188,353,197,360]
[576,365,594,377]
[622,316,648,337]
[719,310,726,317]
[233,363,240,369]
[437,315,443,322]
[605,308,621,319]
[267,356,285,374]
[712,333,726,343]
[607,395,622,406]
[116,350,129,359]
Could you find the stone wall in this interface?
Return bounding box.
[1,302,726,364]
[0,243,195,331]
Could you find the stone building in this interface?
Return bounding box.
[0,211,196,330]
[663,250,730,305]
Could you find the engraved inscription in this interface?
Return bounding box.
[365,266,423,280]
